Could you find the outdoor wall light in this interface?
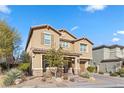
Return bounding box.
[33,55,35,58]
[72,58,74,61]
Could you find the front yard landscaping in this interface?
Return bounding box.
[0,74,5,87]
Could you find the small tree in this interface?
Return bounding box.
[45,48,67,77]
[0,20,21,70]
[18,51,31,75]
[20,51,30,63]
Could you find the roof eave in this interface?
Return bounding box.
[59,29,77,39]
[72,38,94,45]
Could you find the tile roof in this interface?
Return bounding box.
[93,44,124,50]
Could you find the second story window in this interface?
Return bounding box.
[44,32,51,45]
[80,44,87,53]
[60,41,68,48]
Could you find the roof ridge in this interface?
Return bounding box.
[58,29,77,39]
[72,37,93,45]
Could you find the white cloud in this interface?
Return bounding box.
[113,33,117,36]
[71,26,79,31]
[112,37,120,42]
[0,5,11,14]
[117,31,124,35]
[113,30,124,36]
[85,5,107,13]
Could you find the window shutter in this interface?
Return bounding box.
[41,32,44,45]
[51,34,54,48]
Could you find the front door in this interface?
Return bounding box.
[63,57,75,74]
[42,55,49,72]
[80,61,86,72]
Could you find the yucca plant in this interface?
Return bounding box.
[4,68,22,86]
[80,72,91,79]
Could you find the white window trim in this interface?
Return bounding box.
[43,31,51,34]
[44,31,51,46]
[60,41,69,48]
[80,44,87,53]
[32,68,43,70]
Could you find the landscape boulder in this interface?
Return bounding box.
[90,77,95,81]
[14,79,22,85]
[56,78,62,82]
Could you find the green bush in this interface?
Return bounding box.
[120,74,124,77]
[110,72,118,77]
[99,72,104,74]
[18,63,30,72]
[118,68,124,75]
[0,62,8,71]
[80,72,91,78]
[3,68,22,86]
[87,66,95,73]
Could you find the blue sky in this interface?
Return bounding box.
[0,5,124,50]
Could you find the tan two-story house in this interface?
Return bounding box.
[25,25,93,76]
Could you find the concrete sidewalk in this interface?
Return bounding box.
[9,73,124,88]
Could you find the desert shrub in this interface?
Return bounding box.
[63,74,68,80]
[87,66,95,73]
[99,71,104,74]
[120,74,124,77]
[18,63,30,72]
[3,68,22,86]
[42,77,46,82]
[69,77,75,82]
[56,68,63,77]
[44,69,52,78]
[80,72,91,78]
[110,72,118,77]
[118,68,124,77]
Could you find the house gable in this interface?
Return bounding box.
[25,25,61,51]
[72,37,93,45]
[59,29,77,40]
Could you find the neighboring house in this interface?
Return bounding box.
[0,56,14,64]
[25,25,93,76]
[92,45,124,73]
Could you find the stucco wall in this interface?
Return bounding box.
[32,53,42,69]
[92,47,124,73]
[26,26,93,76]
[60,42,74,53]
[59,31,75,52]
[60,31,75,40]
[99,61,121,73]
[92,48,104,66]
[103,48,110,59]
[109,48,116,59]
[73,39,92,60]
[26,27,92,60]
[32,53,43,76]
[31,28,60,50]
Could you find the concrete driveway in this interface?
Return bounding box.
[90,74,124,88]
[10,73,124,88]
